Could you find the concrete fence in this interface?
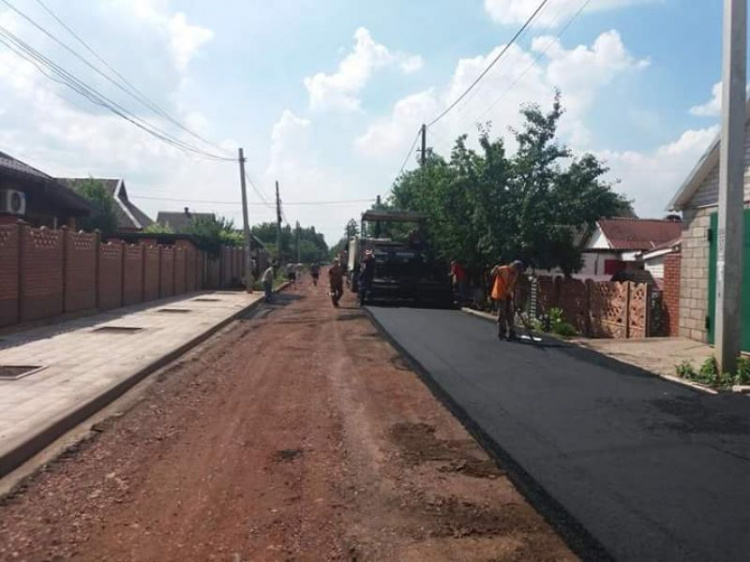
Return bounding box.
[0,222,247,329]
[527,275,653,339]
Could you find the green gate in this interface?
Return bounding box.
[707,211,750,350]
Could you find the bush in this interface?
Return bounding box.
[674,355,737,389]
[547,307,577,338]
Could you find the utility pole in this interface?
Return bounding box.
[296,223,301,263]
[275,180,282,264]
[716,0,746,374]
[237,148,253,292]
[420,124,427,169]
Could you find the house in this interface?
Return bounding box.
[59,177,153,232]
[668,108,750,346]
[156,207,215,233]
[0,151,94,228]
[638,238,682,285]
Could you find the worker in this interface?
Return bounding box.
[328,259,345,307]
[310,262,321,286]
[285,262,297,289]
[262,262,277,302]
[358,249,375,305]
[491,260,525,340]
[450,259,468,305]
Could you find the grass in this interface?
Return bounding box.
[674,355,750,389]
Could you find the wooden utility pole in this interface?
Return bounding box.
[275,180,282,263]
[716,0,747,374]
[238,148,253,292]
[420,124,427,169]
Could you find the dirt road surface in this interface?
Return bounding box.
[0,274,575,561]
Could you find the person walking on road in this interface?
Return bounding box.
[491,260,525,340]
[358,249,375,305]
[262,262,277,302]
[328,259,345,308]
[310,262,320,286]
[450,259,469,305]
[285,262,297,289]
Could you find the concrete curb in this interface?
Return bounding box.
[460,307,718,396]
[363,306,613,562]
[0,293,268,478]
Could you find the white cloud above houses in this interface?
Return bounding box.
[356,30,648,158]
[303,27,423,112]
[484,0,662,28]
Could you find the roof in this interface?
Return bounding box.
[597,218,682,251]
[641,237,681,261]
[156,209,215,233]
[59,178,153,231]
[668,98,750,210]
[0,151,95,215]
[362,210,427,223]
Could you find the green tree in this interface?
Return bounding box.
[143,222,173,234]
[74,178,118,234]
[387,93,628,277]
[186,215,241,258]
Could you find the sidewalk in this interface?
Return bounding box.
[0,291,263,477]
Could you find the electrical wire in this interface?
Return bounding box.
[0,20,233,161]
[129,194,376,206]
[397,128,423,176]
[473,0,592,122]
[426,0,549,128]
[26,0,232,158]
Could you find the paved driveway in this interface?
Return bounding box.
[368,306,750,562]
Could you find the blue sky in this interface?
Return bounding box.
[0,0,731,243]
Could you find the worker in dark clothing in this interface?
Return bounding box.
[358,249,375,305]
[328,259,345,307]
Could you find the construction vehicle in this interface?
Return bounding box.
[347,210,452,307]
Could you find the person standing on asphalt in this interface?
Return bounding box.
[310,262,320,286]
[262,262,277,302]
[490,260,525,340]
[328,259,345,307]
[358,249,375,305]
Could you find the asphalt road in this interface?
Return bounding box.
[368,306,750,562]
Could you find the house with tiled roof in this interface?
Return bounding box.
[156,207,215,233]
[0,151,95,228]
[59,177,153,232]
[574,217,682,280]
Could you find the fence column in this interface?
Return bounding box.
[625,282,632,339]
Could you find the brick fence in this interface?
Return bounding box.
[0,222,246,329]
[663,252,682,337]
[528,275,652,339]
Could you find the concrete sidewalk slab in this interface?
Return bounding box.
[0,291,264,477]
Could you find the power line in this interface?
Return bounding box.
[0,18,233,161]
[27,0,232,158]
[130,194,376,206]
[426,0,549,128]
[397,128,423,176]
[473,0,591,123]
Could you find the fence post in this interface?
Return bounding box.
[120,240,126,308]
[17,221,25,322]
[644,283,652,338]
[93,230,101,309]
[61,226,68,314]
[625,282,632,339]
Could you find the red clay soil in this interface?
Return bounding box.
[0,275,576,561]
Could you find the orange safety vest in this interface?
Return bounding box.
[491,265,518,301]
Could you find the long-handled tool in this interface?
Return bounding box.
[515,307,543,344]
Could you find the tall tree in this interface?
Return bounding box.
[74,178,118,234]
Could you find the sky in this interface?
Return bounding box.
[0,0,732,245]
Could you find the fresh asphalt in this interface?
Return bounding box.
[367,306,750,562]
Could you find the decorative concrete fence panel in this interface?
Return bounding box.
[64,229,97,314]
[122,244,144,306]
[0,224,20,327]
[98,242,123,311]
[21,226,64,322]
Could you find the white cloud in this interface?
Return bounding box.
[690,81,722,117]
[596,126,719,216]
[357,30,647,157]
[484,0,661,28]
[303,27,423,112]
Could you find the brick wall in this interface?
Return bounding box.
[0,224,20,327]
[122,244,144,306]
[160,246,175,297]
[64,230,97,313]
[98,242,123,310]
[174,246,187,295]
[144,246,160,302]
[678,208,710,341]
[663,252,682,337]
[21,226,64,322]
[185,245,197,292]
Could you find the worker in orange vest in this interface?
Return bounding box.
[491,260,525,340]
